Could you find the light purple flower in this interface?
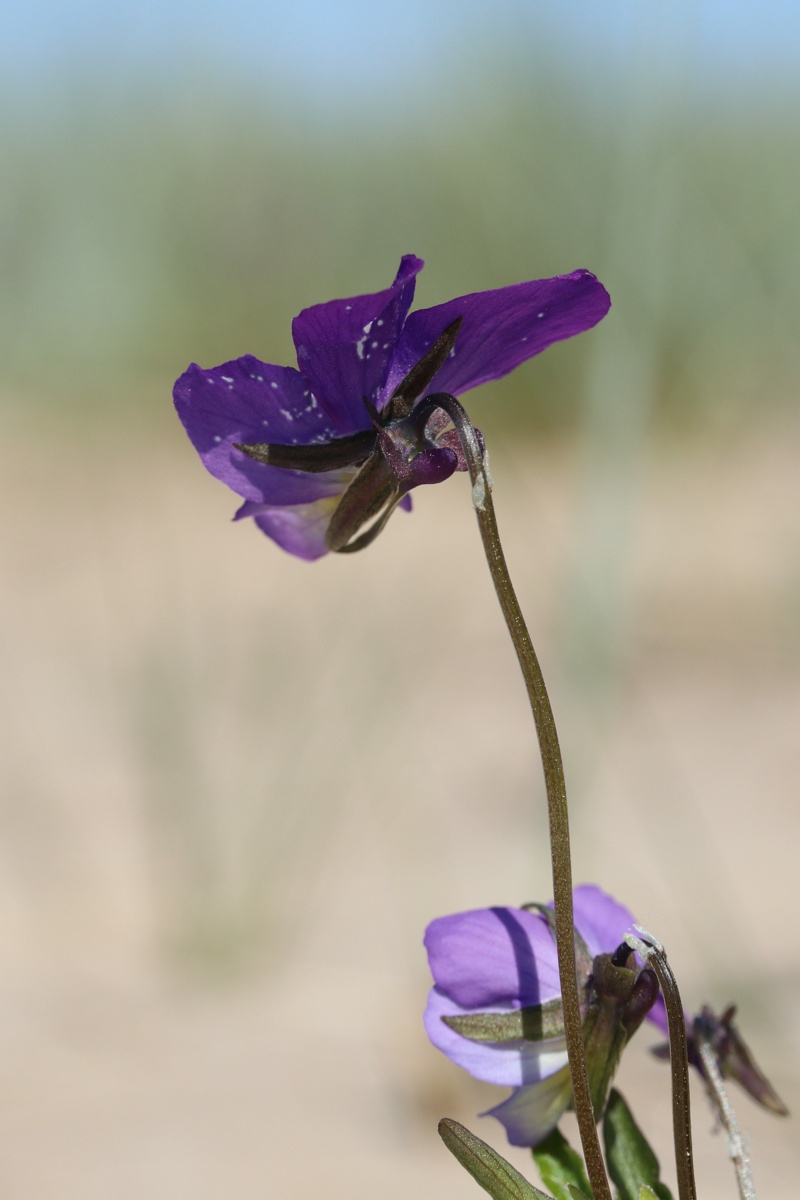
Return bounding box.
[173,256,610,560]
[423,885,662,1147]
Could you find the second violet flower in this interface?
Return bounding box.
[424,884,664,1147]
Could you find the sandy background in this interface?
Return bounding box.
[1,404,797,1198]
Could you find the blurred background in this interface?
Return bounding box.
[1,0,798,1196]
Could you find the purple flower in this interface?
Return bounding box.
[173,256,610,560]
[423,885,661,1147]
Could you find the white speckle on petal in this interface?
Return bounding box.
[371,340,379,349]
[207,377,215,384]
[363,320,373,335]
[221,376,234,383]
[345,305,352,311]
[262,420,270,426]
[376,319,384,327]
[256,375,263,381]
[270,381,279,389]
[356,335,367,360]
[383,343,390,349]
[280,409,294,421]
[537,311,546,318]
[213,435,222,443]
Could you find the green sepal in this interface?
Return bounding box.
[602,1089,674,1200]
[443,998,566,1043]
[532,1129,593,1200]
[438,1118,554,1200]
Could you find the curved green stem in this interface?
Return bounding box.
[423,394,612,1200]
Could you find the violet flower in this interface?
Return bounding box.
[173,256,610,560]
[423,885,662,1147]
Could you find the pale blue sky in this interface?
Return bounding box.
[4,0,799,109]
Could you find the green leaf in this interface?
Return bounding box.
[532,1129,593,1200]
[602,1090,674,1200]
[438,1118,554,1200]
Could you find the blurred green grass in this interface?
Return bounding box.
[1,58,798,435]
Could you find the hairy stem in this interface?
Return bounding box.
[696,1034,756,1200]
[423,394,612,1200]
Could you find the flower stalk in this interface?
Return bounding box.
[421,392,612,1200]
[625,931,697,1200]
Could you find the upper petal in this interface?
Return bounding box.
[385,269,610,401]
[570,884,637,959]
[292,255,424,429]
[424,986,568,1087]
[424,906,560,1009]
[174,356,355,505]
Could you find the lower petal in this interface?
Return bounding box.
[424,987,568,1087]
[484,1067,573,1147]
[242,495,346,561]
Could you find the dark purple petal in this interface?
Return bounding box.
[174,357,354,505]
[385,270,611,401]
[484,1069,573,1147]
[292,255,424,429]
[238,492,349,561]
[570,884,637,960]
[424,907,560,1009]
[424,987,568,1087]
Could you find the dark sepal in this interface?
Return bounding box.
[383,317,463,421]
[325,451,398,553]
[234,429,375,473]
[335,492,406,554]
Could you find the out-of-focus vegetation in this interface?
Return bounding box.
[1,56,798,435]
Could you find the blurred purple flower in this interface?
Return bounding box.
[423,885,661,1147]
[174,256,610,560]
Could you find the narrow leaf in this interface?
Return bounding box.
[438,1118,554,1200]
[602,1090,674,1200]
[532,1129,593,1200]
